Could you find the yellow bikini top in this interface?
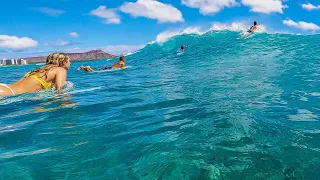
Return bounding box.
[24,73,52,90]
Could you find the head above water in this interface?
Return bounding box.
[119,56,126,62]
[254,21,258,26]
[46,52,71,70]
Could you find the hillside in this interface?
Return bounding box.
[23,50,116,63]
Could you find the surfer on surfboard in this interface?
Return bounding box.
[77,56,126,72]
[248,21,258,33]
[238,21,259,39]
[177,45,187,54]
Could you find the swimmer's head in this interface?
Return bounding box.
[46,52,71,70]
[120,56,126,62]
[254,21,258,26]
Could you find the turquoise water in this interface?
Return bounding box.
[1,31,320,179]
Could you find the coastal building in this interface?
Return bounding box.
[5,59,14,65]
[1,58,6,65]
[0,58,27,66]
[21,59,27,65]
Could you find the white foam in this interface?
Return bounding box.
[210,22,248,32]
[156,27,206,44]
[124,50,142,57]
[211,22,267,33]
[67,86,104,95]
[0,118,44,133]
[0,148,55,159]
[153,21,269,44]
[288,109,318,122]
[310,92,320,97]
[140,21,315,52]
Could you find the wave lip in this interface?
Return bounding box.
[156,27,206,44]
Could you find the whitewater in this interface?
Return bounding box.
[0,25,320,179]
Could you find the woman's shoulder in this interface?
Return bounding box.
[52,67,67,72]
[48,67,67,76]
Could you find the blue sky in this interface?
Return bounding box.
[0,0,319,58]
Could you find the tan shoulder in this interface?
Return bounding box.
[49,67,67,77]
[52,67,67,73]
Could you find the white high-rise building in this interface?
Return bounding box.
[1,58,6,65]
[21,59,27,65]
[0,58,27,66]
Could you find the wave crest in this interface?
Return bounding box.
[154,22,268,44]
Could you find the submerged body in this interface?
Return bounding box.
[78,56,126,72]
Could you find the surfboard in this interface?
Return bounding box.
[177,48,186,55]
[237,31,254,40]
[91,66,132,73]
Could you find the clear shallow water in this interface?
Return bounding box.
[1,31,320,179]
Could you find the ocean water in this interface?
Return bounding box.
[1,31,320,179]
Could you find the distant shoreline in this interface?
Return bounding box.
[27,57,117,64]
[21,49,116,64]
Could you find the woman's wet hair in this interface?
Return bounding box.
[254,21,258,25]
[46,53,69,66]
[28,52,70,78]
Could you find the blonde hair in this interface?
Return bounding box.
[28,52,69,78]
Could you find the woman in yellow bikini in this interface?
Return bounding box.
[0,52,71,96]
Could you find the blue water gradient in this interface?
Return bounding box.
[1,31,320,179]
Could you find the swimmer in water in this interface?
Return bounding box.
[179,45,187,52]
[78,56,126,72]
[0,53,71,96]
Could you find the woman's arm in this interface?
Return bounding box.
[54,68,67,92]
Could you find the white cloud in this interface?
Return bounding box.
[89,6,120,24]
[283,19,320,31]
[302,3,320,11]
[44,39,72,47]
[241,0,287,14]
[33,7,66,16]
[119,0,183,23]
[69,32,79,38]
[71,47,81,50]
[0,35,38,50]
[55,40,71,46]
[181,0,237,15]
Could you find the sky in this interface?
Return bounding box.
[0,0,320,58]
